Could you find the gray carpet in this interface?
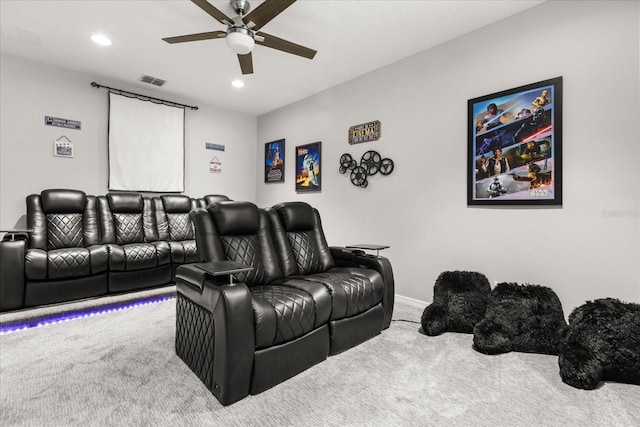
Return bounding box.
[1,294,638,426]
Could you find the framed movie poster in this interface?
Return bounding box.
[295,142,321,192]
[467,77,562,206]
[265,139,285,183]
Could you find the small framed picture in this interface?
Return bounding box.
[295,142,321,193]
[53,138,74,158]
[468,76,562,205]
[265,139,285,183]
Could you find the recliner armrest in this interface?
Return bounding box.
[330,246,366,266]
[1,231,30,243]
[353,253,395,329]
[0,239,27,311]
[176,263,255,405]
[176,261,253,292]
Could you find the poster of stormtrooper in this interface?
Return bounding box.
[467,77,562,206]
[295,141,321,192]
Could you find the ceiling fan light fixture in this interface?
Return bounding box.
[226,27,255,55]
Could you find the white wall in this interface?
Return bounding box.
[0,53,257,228]
[256,0,640,315]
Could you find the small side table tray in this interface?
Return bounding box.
[0,229,33,241]
[193,261,253,284]
[346,244,390,257]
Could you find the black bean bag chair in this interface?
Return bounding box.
[559,298,640,390]
[420,271,491,336]
[473,282,567,355]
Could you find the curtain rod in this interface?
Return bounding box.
[90,82,198,110]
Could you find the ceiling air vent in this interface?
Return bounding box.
[140,75,166,87]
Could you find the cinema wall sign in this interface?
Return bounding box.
[348,120,380,144]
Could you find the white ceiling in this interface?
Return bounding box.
[0,0,545,116]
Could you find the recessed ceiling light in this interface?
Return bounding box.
[231,79,245,88]
[91,34,111,46]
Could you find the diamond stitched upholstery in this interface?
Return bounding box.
[221,235,266,286]
[176,294,215,391]
[287,230,323,275]
[114,213,144,244]
[307,272,375,318]
[251,285,315,345]
[47,247,91,279]
[47,213,83,249]
[122,243,158,270]
[182,239,198,262]
[168,213,194,241]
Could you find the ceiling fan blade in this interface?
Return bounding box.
[238,53,254,75]
[256,32,316,60]
[163,30,226,44]
[243,0,296,31]
[191,0,233,25]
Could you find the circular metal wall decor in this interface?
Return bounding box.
[361,150,382,175]
[339,150,394,188]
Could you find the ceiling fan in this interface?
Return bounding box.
[163,0,317,75]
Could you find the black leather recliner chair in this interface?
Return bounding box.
[175,201,332,405]
[175,200,395,405]
[267,202,391,354]
[2,189,109,309]
[97,193,171,292]
[153,195,199,279]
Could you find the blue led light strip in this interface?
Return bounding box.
[0,294,175,336]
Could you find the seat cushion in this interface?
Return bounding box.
[303,272,382,320]
[25,246,108,280]
[108,242,170,271]
[168,239,198,264]
[250,285,317,349]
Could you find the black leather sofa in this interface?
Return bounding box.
[0,189,230,312]
[175,201,395,405]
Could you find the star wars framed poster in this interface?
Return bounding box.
[467,76,563,206]
[265,139,285,183]
[295,142,321,192]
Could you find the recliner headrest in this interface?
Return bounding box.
[274,202,314,232]
[203,194,231,206]
[41,189,86,213]
[107,193,144,213]
[209,201,260,235]
[161,195,191,213]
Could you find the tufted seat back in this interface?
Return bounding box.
[193,201,283,286]
[155,195,197,242]
[268,201,335,277]
[153,195,199,274]
[98,193,158,244]
[27,189,100,251]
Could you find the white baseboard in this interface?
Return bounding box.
[395,294,428,309]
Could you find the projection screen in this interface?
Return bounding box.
[108,92,184,192]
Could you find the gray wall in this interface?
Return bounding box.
[0,53,257,228]
[256,0,640,314]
